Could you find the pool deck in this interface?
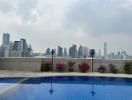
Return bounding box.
[0,70,132,78]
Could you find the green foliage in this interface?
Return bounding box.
[108,64,118,74]
[98,65,107,73]
[41,61,52,72]
[124,62,132,74]
[68,61,75,72]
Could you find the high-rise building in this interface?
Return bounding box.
[0,33,10,57]
[0,46,6,57]
[9,41,14,51]
[104,42,107,59]
[69,44,77,58]
[13,41,20,51]
[27,44,33,57]
[57,46,63,56]
[2,33,10,47]
[20,39,27,52]
[64,48,67,56]
[78,45,83,58]
[46,48,51,56]
[109,52,115,59]
[99,50,101,57]
[121,51,127,59]
[82,47,89,58]
[116,51,121,59]
[20,38,28,56]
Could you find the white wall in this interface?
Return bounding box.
[0,58,41,72]
[0,58,131,72]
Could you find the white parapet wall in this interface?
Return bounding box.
[0,58,42,72]
[0,57,132,72]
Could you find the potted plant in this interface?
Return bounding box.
[41,61,52,72]
[79,62,90,73]
[108,64,118,74]
[124,62,132,74]
[68,61,75,72]
[56,63,65,72]
[98,65,106,73]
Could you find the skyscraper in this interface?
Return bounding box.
[0,33,10,57]
[46,48,51,56]
[64,48,67,56]
[69,44,77,58]
[104,42,107,59]
[99,49,101,57]
[27,44,33,57]
[13,41,20,51]
[57,46,63,56]
[20,38,27,52]
[82,47,89,58]
[2,33,10,47]
[78,45,83,58]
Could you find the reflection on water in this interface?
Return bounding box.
[0,76,132,100]
[49,77,54,95]
[90,76,96,97]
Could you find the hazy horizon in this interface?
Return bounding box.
[0,0,132,54]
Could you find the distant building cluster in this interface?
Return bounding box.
[0,33,131,59]
[104,42,132,60]
[0,33,33,57]
[44,45,98,58]
[43,42,132,59]
[108,51,132,59]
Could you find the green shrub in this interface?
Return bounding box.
[108,64,118,74]
[98,65,107,73]
[68,61,75,72]
[124,62,132,74]
[41,61,52,72]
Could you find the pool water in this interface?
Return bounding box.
[0,76,132,100]
[0,77,24,91]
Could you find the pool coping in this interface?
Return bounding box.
[0,70,132,78]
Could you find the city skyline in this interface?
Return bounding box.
[0,33,132,59]
[0,0,132,54]
[1,33,132,56]
[0,33,131,55]
[0,33,33,57]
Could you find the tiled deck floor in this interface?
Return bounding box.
[0,70,132,78]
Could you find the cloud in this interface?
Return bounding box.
[0,0,39,23]
[0,0,132,54]
[65,0,132,36]
[0,0,14,13]
[15,0,39,23]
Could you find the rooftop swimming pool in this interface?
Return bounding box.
[0,76,132,100]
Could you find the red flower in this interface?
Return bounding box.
[56,63,65,71]
[79,62,90,72]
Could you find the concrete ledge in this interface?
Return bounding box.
[0,70,132,78]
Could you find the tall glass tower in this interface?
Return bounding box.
[104,42,107,59]
[2,33,10,47]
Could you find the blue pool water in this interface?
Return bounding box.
[0,77,24,91]
[0,76,132,100]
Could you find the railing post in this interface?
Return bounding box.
[51,49,55,71]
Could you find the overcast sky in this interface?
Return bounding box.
[0,0,132,54]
